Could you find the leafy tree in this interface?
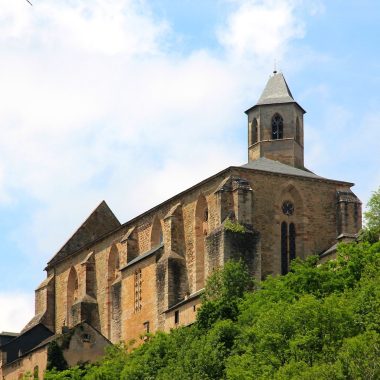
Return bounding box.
[197,260,254,329]
[44,366,86,380]
[84,343,129,380]
[44,239,380,380]
[46,341,68,372]
[338,330,380,380]
[361,186,380,243]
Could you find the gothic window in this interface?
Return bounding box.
[143,321,150,334]
[289,223,296,261]
[296,117,300,144]
[67,267,79,326]
[281,222,288,275]
[134,269,142,312]
[251,118,258,145]
[272,114,283,140]
[108,245,120,284]
[151,217,163,248]
[124,227,139,263]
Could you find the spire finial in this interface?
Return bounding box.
[273,59,278,74]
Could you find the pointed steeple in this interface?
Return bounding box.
[245,71,306,169]
[245,71,305,114]
[257,72,295,105]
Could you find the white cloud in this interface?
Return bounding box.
[0,0,319,310]
[217,0,305,60]
[0,0,169,56]
[0,292,34,333]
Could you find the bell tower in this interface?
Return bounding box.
[245,71,306,169]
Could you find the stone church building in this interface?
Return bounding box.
[0,72,361,379]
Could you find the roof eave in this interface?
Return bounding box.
[244,101,306,115]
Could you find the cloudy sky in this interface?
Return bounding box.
[0,0,379,332]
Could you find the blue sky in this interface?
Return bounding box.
[0,0,379,331]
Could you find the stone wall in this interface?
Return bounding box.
[1,346,47,380]
[35,164,360,344]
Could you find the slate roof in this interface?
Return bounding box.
[20,313,45,334]
[241,157,323,180]
[245,71,305,113]
[120,243,164,270]
[257,72,295,105]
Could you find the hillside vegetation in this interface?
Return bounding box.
[43,187,380,379]
[43,240,380,380]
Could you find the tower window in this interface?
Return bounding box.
[251,118,258,145]
[272,114,283,140]
[296,117,301,144]
[174,310,180,324]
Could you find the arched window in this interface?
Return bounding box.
[295,117,300,144]
[151,217,163,248]
[108,245,120,284]
[289,223,296,262]
[195,194,208,290]
[281,222,288,275]
[251,118,258,145]
[272,114,283,140]
[67,267,79,326]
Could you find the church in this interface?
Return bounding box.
[0,72,361,379]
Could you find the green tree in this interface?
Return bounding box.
[196,260,254,329]
[44,238,380,380]
[46,341,68,372]
[361,187,380,243]
[338,330,380,380]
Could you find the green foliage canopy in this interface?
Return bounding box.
[45,241,380,380]
[361,186,380,243]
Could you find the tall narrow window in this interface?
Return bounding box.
[289,223,296,262]
[67,267,79,326]
[251,118,258,145]
[272,114,283,139]
[151,217,163,248]
[295,117,300,144]
[281,222,288,275]
[134,269,142,312]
